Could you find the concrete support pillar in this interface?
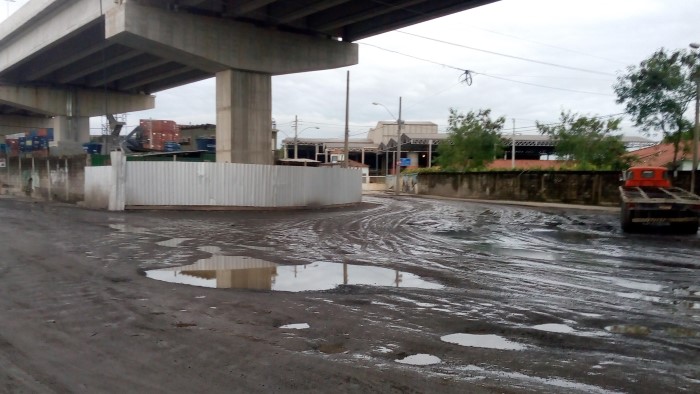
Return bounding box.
[53,115,89,142]
[216,69,272,164]
[52,116,90,155]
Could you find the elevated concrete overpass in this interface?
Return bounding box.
[0,0,497,160]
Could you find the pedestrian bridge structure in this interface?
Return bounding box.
[0,0,496,160]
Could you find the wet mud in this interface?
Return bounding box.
[0,195,698,393]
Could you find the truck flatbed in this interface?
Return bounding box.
[619,167,700,234]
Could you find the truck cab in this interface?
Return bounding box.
[622,166,671,188]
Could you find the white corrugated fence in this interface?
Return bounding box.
[85,153,362,210]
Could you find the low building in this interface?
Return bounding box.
[281,121,655,175]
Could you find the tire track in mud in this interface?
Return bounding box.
[300,196,700,390]
[82,196,700,392]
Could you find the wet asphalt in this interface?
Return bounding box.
[1,194,698,393]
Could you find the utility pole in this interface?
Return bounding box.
[511,118,516,169]
[693,72,699,193]
[343,71,350,168]
[396,97,402,195]
[293,115,298,159]
[690,42,700,194]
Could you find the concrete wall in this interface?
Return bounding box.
[415,171,623,206]
[414,171,699,205]
[0,155,86,203]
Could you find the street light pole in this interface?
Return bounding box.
[373,98,403,195]
[293,120,319,160]
[293,115,298,159]
[396,96,402,195]
[693,72,699,193]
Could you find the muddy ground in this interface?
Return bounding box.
[0,194,698,393]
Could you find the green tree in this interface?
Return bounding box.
[435,108,505,171]
[614,48,698,167]
[537,111,629,170]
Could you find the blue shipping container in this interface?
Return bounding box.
[163,141,181,152]
[196,137,216,152]
[82,143,102,154]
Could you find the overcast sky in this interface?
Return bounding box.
[5,0,699,142]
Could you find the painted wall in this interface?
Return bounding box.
[0,156,86,202]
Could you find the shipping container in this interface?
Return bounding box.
[196,137,216,152]
[83,143,103,154]
[139,119,180,151]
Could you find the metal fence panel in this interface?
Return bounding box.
[123,162,361,207]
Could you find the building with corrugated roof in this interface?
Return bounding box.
[281,120,656,175]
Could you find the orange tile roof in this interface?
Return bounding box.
[627,142,697,167]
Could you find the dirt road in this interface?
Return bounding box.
[1,195,698,393]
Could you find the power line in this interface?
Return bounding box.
[360,42,615,96]
[476,72,614,97]
[395,30,616,77]
[464,25,628,66]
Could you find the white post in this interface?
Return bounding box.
[109,151,126,211]
[64,158,69,201]
[46,159,52,201]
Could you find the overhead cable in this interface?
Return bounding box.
[395,30,616,76]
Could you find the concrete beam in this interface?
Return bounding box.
[0,85,155,117]
[216,69,272,164]
[273,0,351,24]
[0,0,113,74]
[0,114,90,156]
[86,58,170,88]
[105,2,358,75]
[0,115,53,135]
[316,0,427,31]
[55,48,143,84]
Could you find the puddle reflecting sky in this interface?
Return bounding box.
[395,354,441,365]
[146,257,444,292]
[441,333,526,350]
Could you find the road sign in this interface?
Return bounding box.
[400,158,411,166]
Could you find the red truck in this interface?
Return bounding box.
[619,166,700,233]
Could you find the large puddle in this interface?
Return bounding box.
[146,256,444,292]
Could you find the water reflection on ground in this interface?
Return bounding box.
[146,256,444,292]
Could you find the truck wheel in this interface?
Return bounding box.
[672,219,699,235]
[620,204,636,233]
